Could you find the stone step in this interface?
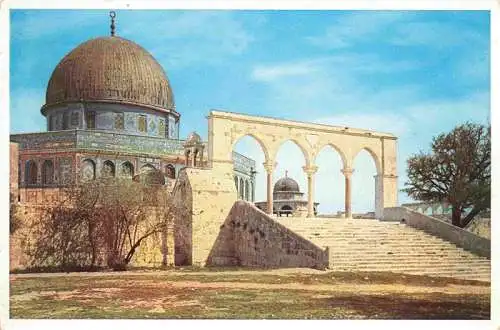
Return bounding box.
[329,254,485,262]
[330,265,491,273]
[294,231,439,235]
[331,255,490,262]
[317,244,463,251]
[305,237,451,243]
[330,259,491,268]
[275,218,489,281]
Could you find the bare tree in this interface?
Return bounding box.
[28,176,176,271]
[404,122,490,228]
[97,178,175,270]
[26,183,102,270]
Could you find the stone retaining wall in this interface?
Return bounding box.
[9,204,170,271]
[383,207,490,258]
[208,201,329,269]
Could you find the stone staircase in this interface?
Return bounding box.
[274,217,491,282]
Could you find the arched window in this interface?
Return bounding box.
[81,159,96,182]
[120,161,134,178]
[41,160,54,185]
[140,164,156,173]
[102,160,115,178]
[280,205,293,217]
[165,164,176,179]
[245,180,249,201]
[62,112,69,129]
[25,160,38,185]
[239,177,244,199]
[234,176,238,190]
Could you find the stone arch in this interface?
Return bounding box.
[271,138,311,167]
[120,161,134,178]
[41,159,54,184]
[280,204,293,217]
[208,111,398,219]
[352,147,382,175]
[312,143,346,215]
[231,133,270,164]
[193,149,199,167]
[25,160,38,185]
[234,175,239,190]
[313,143,348,169]
[351,147,382,216]
[165,164,176,179]
[81,159,96,181]
[102,160,115,178]
[141,164,156,173]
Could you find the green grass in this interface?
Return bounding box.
[10,270,490,319]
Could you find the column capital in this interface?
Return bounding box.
[302,165,318,176]
[263,161,276,173]
[341,168,354,177]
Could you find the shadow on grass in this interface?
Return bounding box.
[316,293,490,319]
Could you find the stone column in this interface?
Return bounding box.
[263,161,275,216]
[303,165,318,218]
[190,148,196,167]
[341,168,354,219]
[374,174,383,219]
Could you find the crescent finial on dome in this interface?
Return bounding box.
[110,11,116,36]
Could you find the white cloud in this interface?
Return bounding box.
[251,60,320,82]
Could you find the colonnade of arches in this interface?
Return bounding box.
[234,174,255,202]
[232,134,383,218]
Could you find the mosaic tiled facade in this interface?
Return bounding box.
[12,130,255,201]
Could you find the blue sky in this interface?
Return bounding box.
[10,10,490,214]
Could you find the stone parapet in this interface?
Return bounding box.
[382,207,490,259]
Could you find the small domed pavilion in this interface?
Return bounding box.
[255,171,318,217]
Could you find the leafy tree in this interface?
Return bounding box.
[404,122,490,228]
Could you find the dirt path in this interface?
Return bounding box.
[137,279,490,295]
[10,268,324,279]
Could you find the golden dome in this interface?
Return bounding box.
[42,36,175,114]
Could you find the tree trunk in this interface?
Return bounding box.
[451,206,462,227]
[460,207,481,228]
